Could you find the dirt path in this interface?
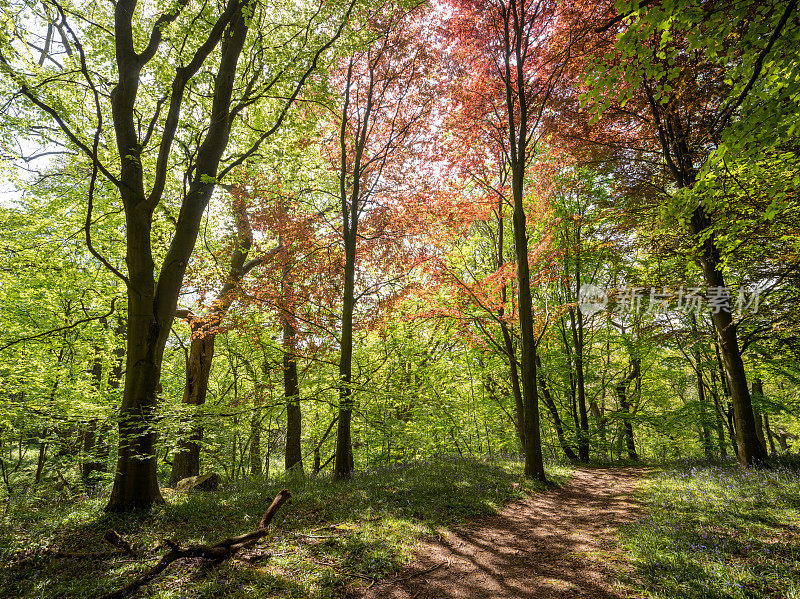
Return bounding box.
[360,467,646,599]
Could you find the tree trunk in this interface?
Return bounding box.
[710,384,728,459]
[495,202,525,449]
[701,258,767,466]
[568,307,590,461]
[763,413,777,455]
[283,316,303,473]
[751,377,767,451]
[694,348,714,459]
[514,210,545,480]
[34,440,47,485]
[714,342,738,458]
[616,357,639,461]
[107,314,166,511]
[536,354,578,462]
[278,227,304,474]
[106,3,253,511]
[250,361,266,477]
[334,218,356,479]
[170,334,214,485]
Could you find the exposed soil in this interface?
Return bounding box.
[359,467,646,599]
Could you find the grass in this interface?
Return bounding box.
[618,456,800,599]
[0,455,572,598]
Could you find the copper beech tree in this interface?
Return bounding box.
[444,0,598,476]
[328,3,436,479]
[247,174,338,474]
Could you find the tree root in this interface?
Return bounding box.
[98,489,291,599]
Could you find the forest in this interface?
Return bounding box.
[0,0,799,597]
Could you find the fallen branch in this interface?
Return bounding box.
[51,530,134,560]
[98,489,291,599]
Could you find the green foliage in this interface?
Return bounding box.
[620,458,800,598]
[0,455,572,598]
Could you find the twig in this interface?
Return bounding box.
[292,532,339,539]
[313,560,377,584]
[50,530,134,560]
[98,489,291,599]
[393,559,449,583]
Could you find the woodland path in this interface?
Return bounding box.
[360,467,646,599]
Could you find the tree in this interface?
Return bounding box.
[330,4,434,479]
[170,183,272,485]
[582,0,799,465]
[1,0,355,510]
[446,0,593,479]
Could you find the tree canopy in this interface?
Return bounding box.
[1,0,799,513]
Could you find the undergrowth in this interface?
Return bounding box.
[0,455,571,598]
[619,456,800,599]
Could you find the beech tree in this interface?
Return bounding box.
[582,0,799,465]
[169,184,274,485]
[0,0,355,510]
[329,4,434,479]
[445,0,596,478]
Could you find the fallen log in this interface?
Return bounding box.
[98,489,291,599]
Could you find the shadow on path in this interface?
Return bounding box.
[360,467,646,599]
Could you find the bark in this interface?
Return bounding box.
[727,405,738,459]
[107,1,253,512]
[536,354,578,462]
[34,441,47,485]
[333,210,356,479]
[616,357,639,461]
